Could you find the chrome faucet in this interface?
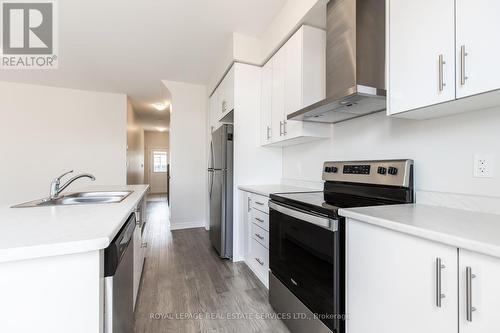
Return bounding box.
[49,170,96,199]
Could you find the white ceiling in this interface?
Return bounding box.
[0,0,286,127]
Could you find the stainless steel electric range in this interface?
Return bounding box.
[268,160,414,333]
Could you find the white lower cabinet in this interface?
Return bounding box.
[347,219,458,333]
[249,237,269,287]
[348,218,500,333]
[243,191,270,288]
[459,249,500,333]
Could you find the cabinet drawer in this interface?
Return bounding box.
[251,193,269,213]
[251,208,269,231]
[251,223,269,249]
[250,238,269,286]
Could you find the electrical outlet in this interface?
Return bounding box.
[473,154,494,178]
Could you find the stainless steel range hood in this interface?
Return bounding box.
[288,0,386,123]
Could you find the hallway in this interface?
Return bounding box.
[134,196,289,333]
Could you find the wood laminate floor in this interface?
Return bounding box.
[134,196,290,333]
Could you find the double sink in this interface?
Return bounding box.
[13,191,133,208]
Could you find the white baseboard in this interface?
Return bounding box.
[169,220,205,231]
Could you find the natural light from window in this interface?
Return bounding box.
[153,151,168,173]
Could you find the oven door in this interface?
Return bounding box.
[269,201,341,331]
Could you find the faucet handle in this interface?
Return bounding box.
[54,170,74,183]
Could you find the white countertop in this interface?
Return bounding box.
[339,204,500,258]
[0,185,149,264]
[238,184,319,197]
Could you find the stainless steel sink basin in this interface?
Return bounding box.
[12,191,133,208]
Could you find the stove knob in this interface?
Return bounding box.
[324,167,332,173]
[331,167,338,173]
[377,167,387,175]
[388,167,398,175]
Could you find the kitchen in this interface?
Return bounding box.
[1,0,500,333]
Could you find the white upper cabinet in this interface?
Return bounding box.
[459,249,500,333]
[209,88,220,132]
[271,47,286,143]
[260,60,273,145]
[212,65,235,123]
[455,0,500,99]
[387,0,455,115]
[261,25,330,147]
[388,0,500,118]
[222,65,235,115]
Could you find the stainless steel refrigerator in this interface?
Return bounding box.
[208,124,233,259]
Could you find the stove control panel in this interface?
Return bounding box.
[322,160,413,187]
[343,164,371,174]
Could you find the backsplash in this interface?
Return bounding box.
[282,108,500,214]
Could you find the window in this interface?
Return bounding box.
[153,151,168,173]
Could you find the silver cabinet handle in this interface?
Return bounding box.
[255,258,264,266]
[222,100,227,113]
[141,242,148,248]
[466,266,477,322]
[247,197,251,212]
[279,121,284,136]
[255,201,265,206]
[255,217,264,223]
[266,126,271,140]
[436,258,446,307]
[255,233,264,240]
[438,54,446,92]
[461,45,468,86]
[283,120,287,135]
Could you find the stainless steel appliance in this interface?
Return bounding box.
[104,213,136,333]
[288,0,386,123]
[208,124,234,259]
[269,160,414,333]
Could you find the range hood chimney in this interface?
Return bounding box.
[288,0,386,123]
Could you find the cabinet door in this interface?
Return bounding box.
[456,0,500,98]
[271,47,285,141]
[347,219,458,333]
[218,77,227,119]
[209,91,219,132]
[284,26,303,138]
[388,0,455,114]
[459,249,500,333]
[261,60,273,144]
[224,65,235,112]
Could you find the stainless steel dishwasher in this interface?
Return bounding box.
[104,213,136,333]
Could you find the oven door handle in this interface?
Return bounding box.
[269,201,338,231]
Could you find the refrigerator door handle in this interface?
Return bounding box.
[210,140,215,170]
[208,170,213,199]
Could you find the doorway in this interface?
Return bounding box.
[148,149,169,195]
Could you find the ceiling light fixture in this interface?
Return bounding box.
[152,102,168,111]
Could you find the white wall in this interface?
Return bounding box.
[0,82,127,206]
[207,0,326,94]
[126,100,145,185]
[283,108,500,212]
[163,80,207,230]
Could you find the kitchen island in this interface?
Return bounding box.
[0,184,149,333]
